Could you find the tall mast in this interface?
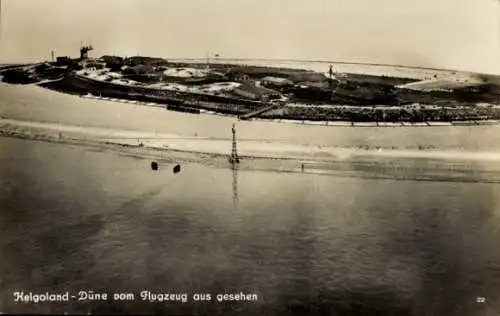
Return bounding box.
[229,123,239,165]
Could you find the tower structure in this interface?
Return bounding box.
[328,64,333,90]
[80,44,93,60]
[229,123,239,164]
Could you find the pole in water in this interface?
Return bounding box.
[151,161,158,171]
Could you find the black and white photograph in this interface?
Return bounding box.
[1,0,500,315]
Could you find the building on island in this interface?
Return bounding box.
[83,61,106,71]
[225,70,252,84]
[232,83,282,101]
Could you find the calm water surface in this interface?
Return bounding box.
[1,138,500,315]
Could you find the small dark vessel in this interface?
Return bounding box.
[151,161,159,171]
[173,164,181,173]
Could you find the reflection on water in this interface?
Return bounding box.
[1,138,500,315]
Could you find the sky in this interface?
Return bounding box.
[0,0,499,74]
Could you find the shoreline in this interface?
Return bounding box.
[4,120,500,183]
[80,93,500,127]
[4,117,500,161]
[45,74,500,124]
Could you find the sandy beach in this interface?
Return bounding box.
[4,117,500,163]
[2,84,500,149]
[3,82,500,177]
[5,116,500,186]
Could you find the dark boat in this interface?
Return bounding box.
[173,164,181,173]
[151,161,159,171]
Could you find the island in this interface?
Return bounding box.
[2,52,500,125]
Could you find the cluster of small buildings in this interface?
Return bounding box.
[76,56,291,103]
[57,46,341,105]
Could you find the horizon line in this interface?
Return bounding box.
[1,56,499,77]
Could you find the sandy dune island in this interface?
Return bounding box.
[3,81,500,180]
